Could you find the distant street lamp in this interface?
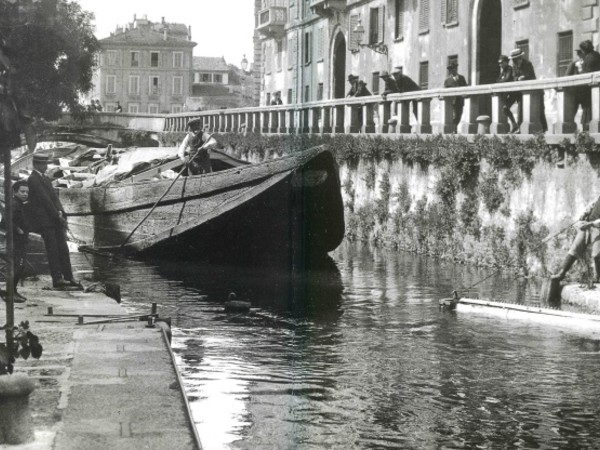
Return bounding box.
[240,54,249,73]
[352,17,388,56]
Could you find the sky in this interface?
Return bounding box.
[76,0,255,67]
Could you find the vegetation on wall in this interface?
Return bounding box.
[171,131,585,277]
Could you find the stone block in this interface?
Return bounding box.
[582,17,599,33]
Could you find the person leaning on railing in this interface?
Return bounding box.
[443,62,468,127]
[579,40,600,130]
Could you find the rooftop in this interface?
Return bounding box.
[193,56,229,72]
[101,15,196,48]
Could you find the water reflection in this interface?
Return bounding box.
[72,241,600,449]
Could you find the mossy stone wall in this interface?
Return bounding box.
[164,131,600,279]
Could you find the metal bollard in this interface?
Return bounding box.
[78,316,84,325]
[47,307,53,316]
[151,303,157,315]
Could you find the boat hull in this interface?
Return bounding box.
[61,147,345,262]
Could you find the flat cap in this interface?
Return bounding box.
[32,153,50,164]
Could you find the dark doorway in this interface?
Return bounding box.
[477,0,502,85]
[332,33,346,99]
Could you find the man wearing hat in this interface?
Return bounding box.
[27,153,79,289]
[391,66,420,120]
[443,62,468,127]
[509,48,547,133]
[496,55,518,132]
[178,119,217,175]
[379,71,399,96]
[346,75,358,98]
[579,41,600,129]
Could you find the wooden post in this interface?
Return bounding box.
[2,144,14,352]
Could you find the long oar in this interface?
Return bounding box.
[118,144,208,249]
[118,163,187,249]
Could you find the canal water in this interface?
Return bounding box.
[71,241,600,450]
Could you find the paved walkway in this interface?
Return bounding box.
[0,276,200,450]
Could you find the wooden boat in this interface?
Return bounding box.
[441,296,600,332]
[22,145,345,262]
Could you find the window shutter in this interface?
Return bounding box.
[448,0,458,24]
[395,0,404,39]
[441,0,447,24]
[349,14,359,51]
[377,6,385,43]
[419,0,429,33]
[317,27,324,60]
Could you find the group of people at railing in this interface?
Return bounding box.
[164,39,600,135]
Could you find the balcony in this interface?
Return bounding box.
[257,6,287,39]
[310,0,347,16]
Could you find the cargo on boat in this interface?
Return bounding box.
[5,144,345,263]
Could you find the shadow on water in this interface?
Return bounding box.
[84,251,344,322]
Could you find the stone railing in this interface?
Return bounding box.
[164,73,600,143]
[58,112,166,133]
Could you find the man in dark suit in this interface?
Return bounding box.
[391,66,420,120]
[443,62,468,126]
[27,153,79,289]
[508,48,547,133]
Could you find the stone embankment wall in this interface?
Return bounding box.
[163,131,600,279]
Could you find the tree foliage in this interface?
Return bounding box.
[0,0,99,120]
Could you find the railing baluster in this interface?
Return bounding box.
[490,93,509,134]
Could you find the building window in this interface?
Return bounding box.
[419,0,430,34]
[304,85,310,103]
[128,103,139,114]
[515,39,529,59]
[557,31,573,76]
[288,34,297,70]
[317,27,325,61]
[287,88,293,104]
[106,50,118,66]
[441,0,458,26]
[372,71,380,95]
[304,31,311,65]
[266,92,271,105]
[395,0,404,40]
[106,75,116,94]
[349,15,359,52]
[130,51,140,67]
[172,76,183,95]
[173,52,183,68]
[150,51,160,68]
[214,74,223,83]
[171,104,182,113]
[369,7,384,45]
[276,40,283,71]
[317,83,324,101]
[148,103,159,114]
[149,76,160,95]
[202,73,211,82]
[419,61,429,89]
[128,75,140,95]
